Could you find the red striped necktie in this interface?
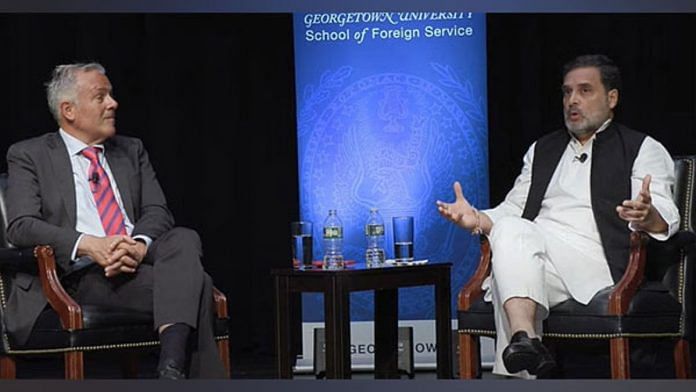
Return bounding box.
[81,146,127,236]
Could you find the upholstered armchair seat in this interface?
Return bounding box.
[545,283,682,336]
[457,298,494,336]
[19,305,155,351]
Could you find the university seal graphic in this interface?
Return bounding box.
[298,64,487,319]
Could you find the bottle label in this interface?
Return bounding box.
[323,226,343,239]
[365,224,385,236]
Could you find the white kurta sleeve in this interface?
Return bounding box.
[482,142,536,225]
[628,136,680,240]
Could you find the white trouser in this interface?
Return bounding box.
[482,216,576,378]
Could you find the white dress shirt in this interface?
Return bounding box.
[59,129,151,260]
[482,120,680,302]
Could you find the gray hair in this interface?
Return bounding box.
[45,62,106,122]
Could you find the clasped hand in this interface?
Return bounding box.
[79,235,147,277]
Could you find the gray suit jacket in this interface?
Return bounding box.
[4,132,174,345]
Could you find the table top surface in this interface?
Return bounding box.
[271,261,452,277]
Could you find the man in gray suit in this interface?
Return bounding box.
[4,63,225,379]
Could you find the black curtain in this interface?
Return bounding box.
[1,13,695,377]
[487,14,696,204]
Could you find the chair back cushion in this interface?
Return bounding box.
[0,173,11,353]
[673,156,696,341]
[674,157,696,234]
[645,156,696,340]
[0,173,9,248]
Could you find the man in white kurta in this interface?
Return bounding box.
[437,54,679,378]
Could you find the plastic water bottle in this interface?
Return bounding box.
[322,209,344,270]
[365,208,386,267]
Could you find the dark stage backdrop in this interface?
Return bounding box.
[1,13,695,377]
[487,14,696,204]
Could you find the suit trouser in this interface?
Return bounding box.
[66,227,226,378]
[484,216,574,378]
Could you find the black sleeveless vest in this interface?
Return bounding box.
[520,122,646,282]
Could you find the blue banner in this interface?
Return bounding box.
[294,12,489,322]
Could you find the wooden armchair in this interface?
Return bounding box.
[456,156,696,379]
[0,173,231,379]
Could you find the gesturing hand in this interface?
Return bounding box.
[435,181,479,231]
[616,175,666,233]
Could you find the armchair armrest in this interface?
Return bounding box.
[34,245,83,330]
[212,286,228,319]
[457,236,492,311]
[608,232,648,316]
[649,230,696,258]
[608,230,696,316]
[0,247,38,274]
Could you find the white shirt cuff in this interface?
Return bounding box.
[627,220,676,242]
[71,233,85,262]
[132,234,153,250]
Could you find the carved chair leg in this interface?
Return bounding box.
[610,337,631,379]
[674,339,693,379]
[458,332,480,379]
[0,355,17,379]
[217,338,231,378]
[64,351,84,380]
[120,351,139,379]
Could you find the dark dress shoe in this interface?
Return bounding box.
[158,359,186,380]
[502,331,556,377]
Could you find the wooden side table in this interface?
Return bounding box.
[273,262,452,379]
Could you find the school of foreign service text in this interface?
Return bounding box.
[305,25,475,43]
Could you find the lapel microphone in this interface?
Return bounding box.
[90,172,100,183]
[574,153,588,163]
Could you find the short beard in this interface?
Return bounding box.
[564,112,609,140]
[565,121,596,139]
